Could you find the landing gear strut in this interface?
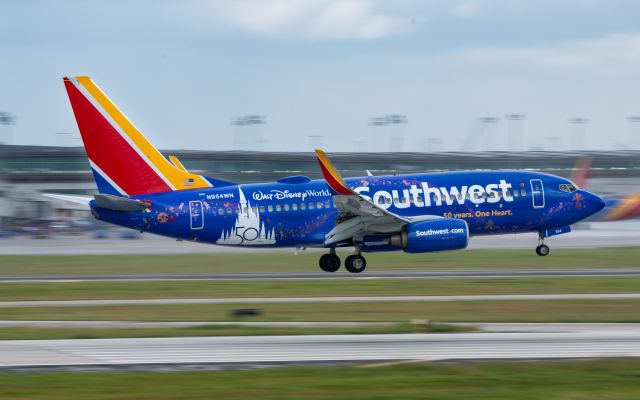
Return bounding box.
[535,233,550,256]
[319,249,341,272]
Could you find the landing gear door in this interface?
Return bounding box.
[189,201,204,230]
[530,179,545,209]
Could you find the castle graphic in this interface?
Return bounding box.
[216,187,276,246]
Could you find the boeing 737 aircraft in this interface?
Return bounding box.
[49,76,605,273]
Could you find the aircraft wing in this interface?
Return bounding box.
[315,150,438,245]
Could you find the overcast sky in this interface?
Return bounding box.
[1,0,640,152]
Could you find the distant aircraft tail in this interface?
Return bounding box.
[63,76,223,196]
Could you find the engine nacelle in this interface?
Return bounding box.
[389,219,469,253]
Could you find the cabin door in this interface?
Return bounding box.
[530,179,545,209]
[189,201,204,230]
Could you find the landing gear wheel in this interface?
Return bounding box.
[319,254,341,272]
[345,254,367,273]
[535,244,550,256]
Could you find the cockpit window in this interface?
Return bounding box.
[559,183,578,193]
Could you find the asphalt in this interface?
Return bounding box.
[1,220,639,255]
[1,293,640,308]
[3,268,640,282]
[3,326,640,367]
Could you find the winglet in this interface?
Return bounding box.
[314,150,352,195]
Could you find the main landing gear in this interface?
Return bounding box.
[319,249,340,272]
[319,249,367,273]
[535,233,550,256]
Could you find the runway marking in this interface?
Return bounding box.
[3,268,640,282]
[2,293,640,307]
[3,331,640,367]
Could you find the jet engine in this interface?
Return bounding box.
[389,218,469,253]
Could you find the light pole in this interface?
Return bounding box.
[369,114,407,152]
[627,116,640,150]
[0,112,16,145]
[504,114,526,152]
[463,116,499,152]
[568,117,590,151]
[232,115,266,151]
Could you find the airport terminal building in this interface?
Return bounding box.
[1,144,640,224]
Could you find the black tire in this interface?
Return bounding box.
[538,244,550,256]
[535,245,541,256]
[345,254,367,273]
[320,254,340,272]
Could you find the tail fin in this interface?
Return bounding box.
[63,76,214,196]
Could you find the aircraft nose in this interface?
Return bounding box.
[580,190,605,216]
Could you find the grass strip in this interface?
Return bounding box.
[0,322,470,340]
[1,247,640,276]
[1,276,640,300]
[0,299,638,323]
[1,359,640,399]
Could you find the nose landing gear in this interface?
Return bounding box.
[535,233,550,256]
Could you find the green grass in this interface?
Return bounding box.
[2,359,640,399]
[0,322,471,340]
[2,276,640,301]
[1,299,639,323]
[1,247,640,276]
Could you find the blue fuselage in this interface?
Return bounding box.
[91,170,604,250]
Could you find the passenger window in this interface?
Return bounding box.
[387,197,392,205]
[521,189,526,196]
[276,204,281,212]
[226,208,232,215]
[300,203,306,210]
[284,204,290,211]
[292,203,298,211]
[218,208,224,216]
[308,202,315,209]
[325,200,331,208]
[317,202,323,209]
[251,206,257,215]
[259,205,265,213]
[268,205,273,212]
[513,190,519,198]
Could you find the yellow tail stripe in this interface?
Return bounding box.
[75,76,209,190]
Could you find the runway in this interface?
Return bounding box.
[3,326,640,368]
[4,268,640,283]
[1,293,640,308]
[1,220,639,255]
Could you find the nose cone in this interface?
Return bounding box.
[579,190,605,217]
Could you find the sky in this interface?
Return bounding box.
[1,0,640,152]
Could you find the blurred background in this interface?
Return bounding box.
[3,3,640,397]
[1,0,640,238]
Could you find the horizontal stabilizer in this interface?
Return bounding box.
[94,194,150,211]
[42,194,92,208]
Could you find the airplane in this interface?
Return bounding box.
[568,157,640,222]
[48,76,606,273]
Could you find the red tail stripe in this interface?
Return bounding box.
[65,80,171,195]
